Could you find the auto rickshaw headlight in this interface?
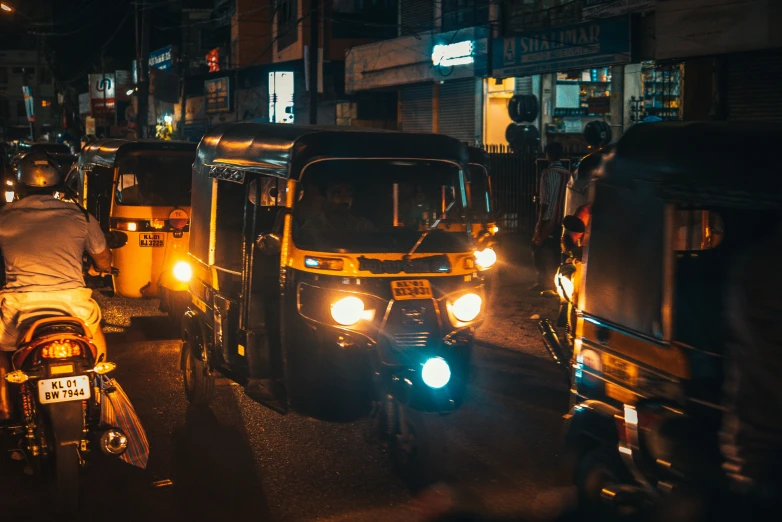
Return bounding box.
[330,296,365,326]
[474,248,497,270]
[450,293,482,323]
[422,357,451,389]
[173,261,192,283]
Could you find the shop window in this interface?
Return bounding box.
[550,68,612,135]
[629,62,683,122]
[276,0,298,52]
[442,0,489,32]
[332,0,397,39]
[41,100,51,108]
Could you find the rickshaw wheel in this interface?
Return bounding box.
[182,336,215,406]
[391,405,446,491]
[576,447,630,514]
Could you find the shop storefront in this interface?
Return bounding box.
[345,26,488,145]
[491,15,642,151]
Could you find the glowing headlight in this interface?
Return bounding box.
[422,357,451,389]
[173,261,192,283]
[5,191,14,203]
[451,293,482,323]
[330,296,365,326]
[474,248,497,270]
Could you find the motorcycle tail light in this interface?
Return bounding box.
[41,340,83,359]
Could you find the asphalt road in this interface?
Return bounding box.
[0,238,573,522]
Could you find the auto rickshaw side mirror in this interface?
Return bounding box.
[563,215,586,233]
[105,231,128,249]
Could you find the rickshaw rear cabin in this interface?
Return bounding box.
[68,140,197,319]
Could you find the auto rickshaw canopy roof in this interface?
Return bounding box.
[602,121,782,208]
[194,122,469,180]
[79,139,197,169]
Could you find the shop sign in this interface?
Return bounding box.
[205,77,230,113]
[432,40,475,67]
[149,45,174,71]
[22,86,34,122]
[88,73,115,115]
[582,0,653,19]
[492,15,632,78]
[86,116,96,136]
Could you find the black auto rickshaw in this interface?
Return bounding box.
[179,123,485,481]
[561,122,782,516]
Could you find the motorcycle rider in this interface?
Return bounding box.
[0,150,112,421]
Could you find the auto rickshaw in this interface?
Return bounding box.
[560,122,782,516]
[65,139,197,322]
[179,122,485,481]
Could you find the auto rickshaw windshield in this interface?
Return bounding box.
[294,159,470,254]
[115,151,193,207]
[468,165,491,213]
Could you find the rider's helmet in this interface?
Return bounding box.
[15,150,64,194]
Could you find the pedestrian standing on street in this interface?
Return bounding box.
[531,142,570,295]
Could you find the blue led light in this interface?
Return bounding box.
[304,257,319,268]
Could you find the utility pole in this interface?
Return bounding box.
[138,3,151,138]
[308,0,318,125]
[179,18,188,140]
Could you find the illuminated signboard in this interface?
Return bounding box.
[432,40,475,67]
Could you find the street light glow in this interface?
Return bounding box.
[126,88,134,96]
[1,3,13,12]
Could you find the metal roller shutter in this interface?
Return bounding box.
[401,0,434,36]
[515,76,533,95]
[437,78,477,145]
[400,83,434,133]
[724,48,782,122]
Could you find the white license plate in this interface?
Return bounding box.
[37,375,91,404]
[139,233,164,247]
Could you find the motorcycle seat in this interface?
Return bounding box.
[12,315,94,370]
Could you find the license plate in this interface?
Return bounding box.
[391,280,433,300]
[38,375,91,404]
[605,382,638,405]
[602,353,638,387]
[139,233,164,247]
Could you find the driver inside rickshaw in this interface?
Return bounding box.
[300,181,375,232]
[116,157,167,206]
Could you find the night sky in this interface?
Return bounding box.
[1,0,188,93]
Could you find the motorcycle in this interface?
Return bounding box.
[1,232,132,513]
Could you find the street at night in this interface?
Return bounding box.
[1,243,572,521]
[3,1,782,521]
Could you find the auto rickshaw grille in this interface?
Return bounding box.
[393,332,430,348]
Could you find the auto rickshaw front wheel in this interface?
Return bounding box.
[389,405,446,492]
[182,335,215,406]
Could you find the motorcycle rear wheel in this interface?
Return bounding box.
[53,443,80,514]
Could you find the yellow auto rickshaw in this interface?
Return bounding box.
[66,139,197,322]
[179,122,487,484]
